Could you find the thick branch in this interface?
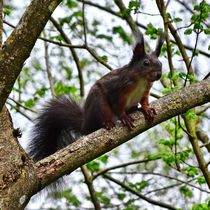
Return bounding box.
[34,79,210,192]
[0,0,3,47]
[0,0,62,110]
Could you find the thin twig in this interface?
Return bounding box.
[8,97,37,113]
[82,1,87,46]
[43,30,55,97]
[6,101,33,121]
[104,174,178,210]
[93,157,161,180]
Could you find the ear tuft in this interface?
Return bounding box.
[153,31,165,57]
[133,34,145,58]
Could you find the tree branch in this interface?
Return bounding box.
[0,0,3,47]
[0,0,62,111]
[33,78,210,192]
[81,166,101,210]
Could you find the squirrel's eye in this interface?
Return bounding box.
[143,59,150,66]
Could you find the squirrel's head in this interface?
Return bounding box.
[129,33,165,82]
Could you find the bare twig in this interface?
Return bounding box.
[93,157,161,180]
[7,97,37,113]
[6,101,32,121]
[43,30,55,97]
[104,174,178,210]
[203,72,210,80]
[81,166,101,210]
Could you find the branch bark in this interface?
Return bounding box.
[0,0,62,111]
[0,106,37,209]
[34,78,210,193]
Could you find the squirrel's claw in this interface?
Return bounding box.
[142,107,156,123]
[120,113,135,130]
[103,120,115,130]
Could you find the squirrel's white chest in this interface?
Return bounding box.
[125,78,148,109]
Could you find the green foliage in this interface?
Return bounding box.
[96,192,110,206]
[86,160,100,171]
[65,0,78,8]
[179,186,193,198]
[54,82,77,95]
[98,155,109,164]
[59,11,83,26]
[184,166,198,177]
[128,0,140,14]
[86,155,109,171]
[3,7,12,16]
[60,189,81,207]
[145,23,162,39]
[189,200,210,210]
[184,109,198,120]
[185,0,210,35]
[112,26,132,44]
[197,176,206,184]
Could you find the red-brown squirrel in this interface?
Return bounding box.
[28,33,164,161]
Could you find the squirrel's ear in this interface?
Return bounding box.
[153,32,165,57]
[133,35,145,58]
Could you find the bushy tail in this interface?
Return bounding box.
[28,96,84,161]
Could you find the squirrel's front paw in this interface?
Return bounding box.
[142,107,156,123]
[103,120,116,130]
[119,113,135,130]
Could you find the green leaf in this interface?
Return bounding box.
[184,166,198,177]
[184,28,193,35]
[136,180,149,191]
[173,17,182,23]
[96,192,110,205]
[100,55,108,63]
[60,189,81,206]
[162,87,172,95]
[185,109,198,120]
[3,7,12,16]
[179,186,193,198]
[129,0,140,9]
[25,98,37,108]
[197,176,206,184]
[176,150,190,162]
[59,11,82,26]
[54,82,77,95]
[86,160,100,171]
[191,203,210,210]
[204,28,210,34]
[97,34,113,41]
[34,87,48,97]
[161,153,175,164]
[128,0,140,14]
[112,26,131,44]
[159,139,175,147]
[65,0,77,8]
[145,23,162,39]
[117,193,126,200]
[98,155,109,164]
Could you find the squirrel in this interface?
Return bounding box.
[28,33,164,161]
